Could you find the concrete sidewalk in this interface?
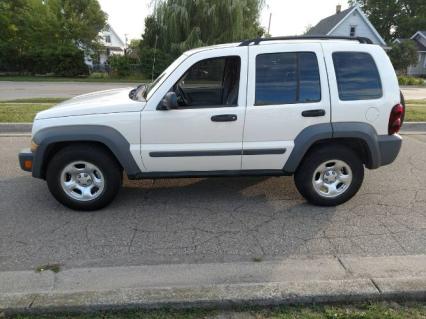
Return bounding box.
[1,255,425,313]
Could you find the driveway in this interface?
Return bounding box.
[0,135,425,272]
[0,81,139,101]
[0,81,425,101]
[400,86,426,100]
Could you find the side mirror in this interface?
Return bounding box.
[157,92,178,110]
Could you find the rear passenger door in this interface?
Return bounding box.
[242,43,331,170]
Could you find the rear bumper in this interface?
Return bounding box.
[18,148,34,172]
[377,134,402,167]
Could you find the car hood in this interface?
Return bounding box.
[35,88,145,120]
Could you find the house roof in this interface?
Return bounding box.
[409,31,426,52]
[306,5,386,46]
[306,6,354,36]
[394,36,426,52]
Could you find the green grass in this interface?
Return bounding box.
[7,302,426,319]
[406,99,426,122]
[35,263,61,274]
[0,103,53,122]
[0,75,145,83]
[2,98,68,104]
[0,99,425,124]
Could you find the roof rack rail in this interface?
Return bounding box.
[239,36,373,46]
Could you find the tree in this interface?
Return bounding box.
[142,0,265,57]
[388,40,419,73]
[348,0,426,41]
[139,0,265,77]
[0,0,106,75]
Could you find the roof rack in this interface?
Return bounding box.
[239,36,373,46]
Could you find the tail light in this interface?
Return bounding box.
[388,103,404,135]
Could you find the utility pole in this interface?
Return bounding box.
[151,0,158,81]
[267,13,272,36]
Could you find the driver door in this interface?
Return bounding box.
[140,47,248,172]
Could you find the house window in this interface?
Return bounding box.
[350,26,356,37]
[105,35,111,43]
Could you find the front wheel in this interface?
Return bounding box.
[46,144,122,211]
[294,145,364,206]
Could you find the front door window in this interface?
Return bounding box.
[167,56,241,108]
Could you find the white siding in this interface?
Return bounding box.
[329,10,384,46]
[408,52,426,76]
[100,27,125,52]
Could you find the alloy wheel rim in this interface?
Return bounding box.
[60,161,105,202]
[312,159,352,198]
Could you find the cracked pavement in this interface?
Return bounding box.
[0,135,425,271]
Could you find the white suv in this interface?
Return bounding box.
[19,36,404,210]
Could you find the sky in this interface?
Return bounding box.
[97,0,349,44]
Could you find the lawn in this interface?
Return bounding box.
[0,99,425,123]
[405,99,426,122]
[7,302,426,319]
[0,103,55,122]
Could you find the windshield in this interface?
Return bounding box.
[143,73,166,99]
[144,54,189,100]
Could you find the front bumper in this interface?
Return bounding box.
[19,148,34,172]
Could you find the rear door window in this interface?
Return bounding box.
[332,52,382,101]
[255,52,321,106]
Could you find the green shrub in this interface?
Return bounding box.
[89,72,108,79]
[108,55,137,77]
[1,47,89,77]
[398,76,425,86]
[52,49,89,77]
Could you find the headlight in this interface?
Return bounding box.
[30,140,39,152]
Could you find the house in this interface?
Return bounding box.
[306,4,387,47]
[85,25,126,70]
[394,31,426,77]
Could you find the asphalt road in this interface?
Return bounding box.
[0,81,138,101]
[0,81,425,101]
[0,135,425,272]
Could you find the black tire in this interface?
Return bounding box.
[46,144,122,211]
[294,144,364,206]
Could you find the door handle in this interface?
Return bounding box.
[211,114,238,122]
[301,109,326,117]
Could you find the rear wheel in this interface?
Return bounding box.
[46,144,122,211]
[294,145,364,206]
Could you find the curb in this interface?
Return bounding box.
[0,123,32,134]
[1,255,425,314]
[1,122,426,135]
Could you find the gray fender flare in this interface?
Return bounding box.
[283,122,385,174]
[32,125,141,179]
[283,123,333,173]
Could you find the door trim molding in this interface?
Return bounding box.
[149,149,286,157]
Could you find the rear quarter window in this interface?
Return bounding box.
[332,52,382,101]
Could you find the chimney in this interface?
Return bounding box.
[336,4,342,14]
